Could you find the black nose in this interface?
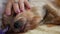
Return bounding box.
[14,21,23,28]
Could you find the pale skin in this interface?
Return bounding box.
[5,0,31,15]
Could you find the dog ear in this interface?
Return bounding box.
[2,10,14,31]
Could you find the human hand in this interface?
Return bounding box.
[5,0,31,15]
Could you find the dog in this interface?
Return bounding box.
[43,0,60,25]
[2,7,42,34]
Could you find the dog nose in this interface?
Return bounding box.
[14,21,23,28]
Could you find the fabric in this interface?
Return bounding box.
[0,26,9,34]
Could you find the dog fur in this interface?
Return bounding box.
[43,0,60,25]
[2,7,41,34]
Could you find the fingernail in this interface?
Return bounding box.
[28,7,31,9]
[20,9,23,13]
[16,10,20,13]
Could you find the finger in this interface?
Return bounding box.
[5,0,12,15]
[24,0,31,9]
[12,0,20,13]
[19,0,25,12]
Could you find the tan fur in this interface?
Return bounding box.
[43,0,60,25]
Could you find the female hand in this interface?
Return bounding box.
[5,0,31,15]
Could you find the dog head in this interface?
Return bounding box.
[2,7,41,33]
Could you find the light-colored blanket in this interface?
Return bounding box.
[25,25,60,34]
